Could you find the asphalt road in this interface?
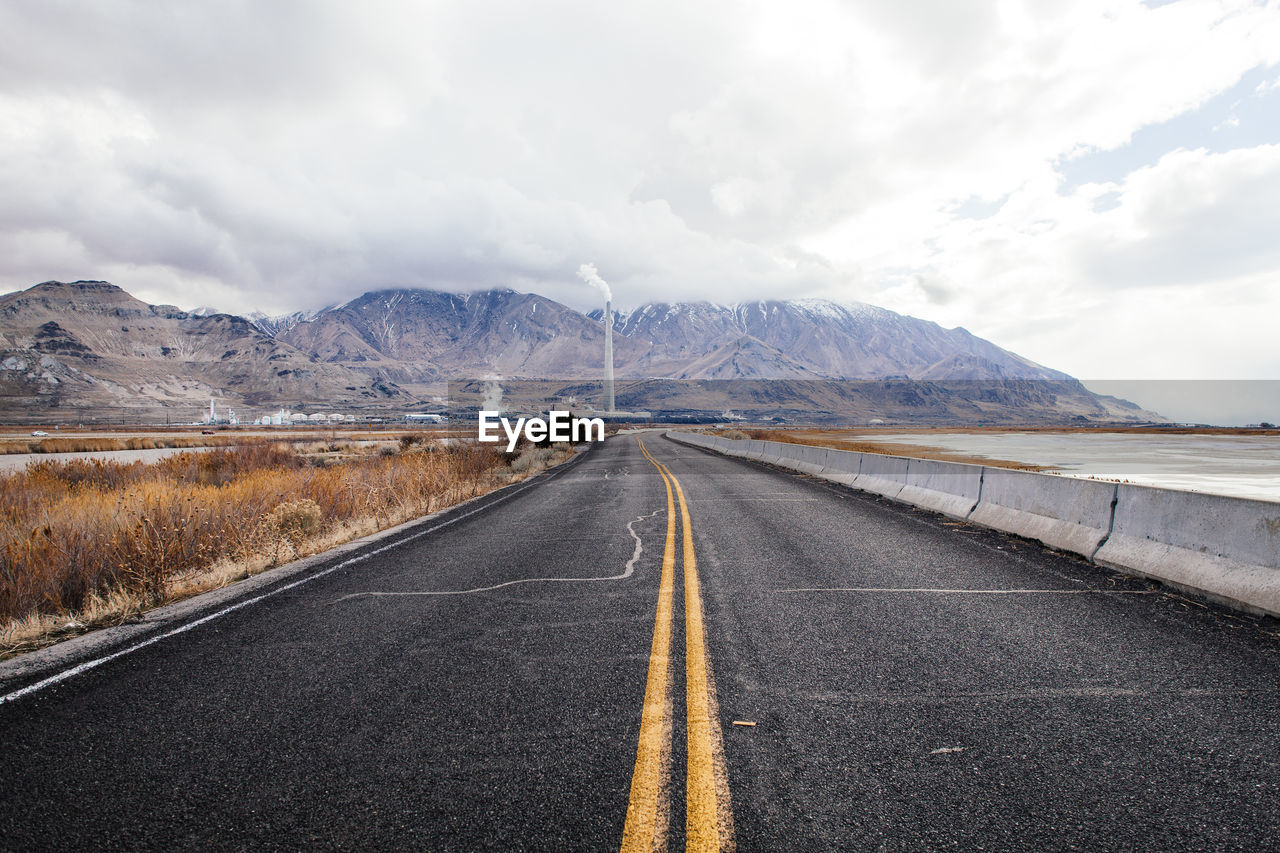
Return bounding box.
[2,433,1278,851]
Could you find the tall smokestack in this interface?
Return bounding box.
[604,300,615,413]
[577,262,615,414]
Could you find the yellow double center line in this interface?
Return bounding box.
[623,439,735,852]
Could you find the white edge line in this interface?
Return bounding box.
[1,455,582,706]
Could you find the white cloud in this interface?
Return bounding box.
[842,145,1280,379]
[0,0,1278,378]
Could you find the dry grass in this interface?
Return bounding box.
[741,428,1049,471]
[0,434,264,455]
[0,426,459,456]
[0,440,572,657]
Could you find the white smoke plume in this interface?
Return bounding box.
[576,262,612,303]
[481,374,503,412]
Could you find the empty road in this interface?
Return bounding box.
[2,433,1278,851]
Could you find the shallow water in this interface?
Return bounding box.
[0,446,213,472]
[848,432,1280,503]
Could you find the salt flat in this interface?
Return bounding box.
[848,432,1280,502]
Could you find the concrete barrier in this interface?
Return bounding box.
[853,453,910,500]
[820,448,862,486]
[664,431,1280,616]
[764,442,802,472]
[768,444,803,472]
[968,469,1117,560]
[760,441,788,465]
[789,444,831,476]
[768,445,808,471]
[897,458,984,520]
[1095,485,1280,617]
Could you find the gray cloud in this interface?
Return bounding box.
[0,0,1278,381]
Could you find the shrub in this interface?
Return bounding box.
[398,433,425,452]
[0,440,513,628]
[270,499,323,544]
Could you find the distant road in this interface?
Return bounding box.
[2,434,1278,850]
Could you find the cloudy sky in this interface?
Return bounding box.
[2,0,1278,383]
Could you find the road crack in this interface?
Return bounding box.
[332,508,664,601]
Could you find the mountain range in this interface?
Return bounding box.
[0,280,1158,424]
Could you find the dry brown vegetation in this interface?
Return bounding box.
[0,438,571,656]
[740,428,1048,471]
[0,425,463,456]
[0,433,255,455]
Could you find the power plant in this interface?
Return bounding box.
[203,397,239,426]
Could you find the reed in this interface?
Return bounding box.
[0,441,568,654]
[0,434,254,455]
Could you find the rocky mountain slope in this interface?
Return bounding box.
[278,289,649,379]
[0,280,1159,424]
[0,282,407,421]
[283,289,1067,383]
[594,299,1068,380]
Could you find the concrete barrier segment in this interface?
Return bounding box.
[765,442,810,472]
[853,452,910,500]
[897,458,984,520]
[759,441,788,465]
[819,448,861,486]
[790,444,832,476]
[768,443,806,473]
[1095,484,1280,617]
[968,469,1116,560]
